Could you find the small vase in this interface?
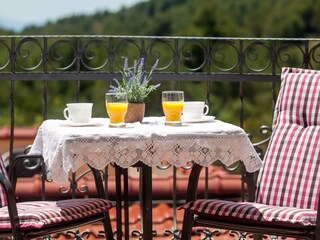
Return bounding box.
[125,103,145,123]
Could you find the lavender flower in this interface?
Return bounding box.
[109,57,160,103]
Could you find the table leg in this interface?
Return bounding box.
[139,164,153,240]
[115,165,122,240]
[117,162,153,240]
[123,168,129,240]
[115,165,130,240]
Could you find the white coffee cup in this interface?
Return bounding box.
[63,103,93,123]
[183,101,209,120]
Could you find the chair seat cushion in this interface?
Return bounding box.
[179,199,316,228]
[0,198,115,230]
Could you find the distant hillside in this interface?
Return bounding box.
[21,0,190,36]
[1,0,320,37]
[19,0,320,38]
[0,29,15,35]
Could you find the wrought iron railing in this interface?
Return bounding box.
[1,35,320,239]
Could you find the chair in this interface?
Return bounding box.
[179,67,320,240]
[0,152,115,240]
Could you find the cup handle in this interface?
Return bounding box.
[63,108,70,120]
[203,105,209,116]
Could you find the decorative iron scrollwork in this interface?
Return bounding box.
[244,41,272,72]
[15,37,43,71]
[146,39,174,71]
[194,228,221,240]
[58,169,90,194]
[113,38,141,69]
[211,40,239,72]
[81,39,109,71]
[0,40,10,70]
[52,229,90,240]
[48,39,77,71]
[309,43,320,69]
[276,41,305,69]
[179,39,207,71]
[164,229,181,240]
[1,36,319,75]
[229,230,254,240]
[131,229,157,239]
[252,124,272,159]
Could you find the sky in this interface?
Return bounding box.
[0,0,146,32]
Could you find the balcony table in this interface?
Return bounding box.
[28,116,262,240]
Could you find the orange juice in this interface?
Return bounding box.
[162,101,184,122]
[106,103,128,124]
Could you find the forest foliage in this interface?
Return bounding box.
[0,0,319,134]
[13,0,320,38]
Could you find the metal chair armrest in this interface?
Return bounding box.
[87,165,107,199]
[9,154,44,191]
[244,171,258,202]
[244,124,272,202]
[0,173,23,238]
[184,163,203,203]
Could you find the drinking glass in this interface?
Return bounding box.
[105,92,128,128]
[162,91,184,126]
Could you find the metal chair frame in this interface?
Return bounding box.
[180,163,320,240]
[0,154,115,240]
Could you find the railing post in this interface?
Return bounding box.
[9,37,16,165]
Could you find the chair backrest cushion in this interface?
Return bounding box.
[255,67,320,210]
[0,153,8,207]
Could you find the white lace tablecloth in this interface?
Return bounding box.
[29,117,262,183]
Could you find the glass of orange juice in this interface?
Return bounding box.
[162,91,184,126]
[105,92,128,128]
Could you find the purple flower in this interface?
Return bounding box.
[109,85,119,92]
[150,59,159,72]
[139,58,145,70]
[133,59,138,73]
[112,78,121,87]
[123,57,128,70]
[153,83,161,89]
[109,57,160,103]
[141,75,149,86]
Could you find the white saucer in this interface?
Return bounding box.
[61,118,104,127]
[182,115,216,123]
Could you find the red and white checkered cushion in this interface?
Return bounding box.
[0,198,115,230]
[180,199,316,228]
[255,67,320,210]
[0,154,8,208]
